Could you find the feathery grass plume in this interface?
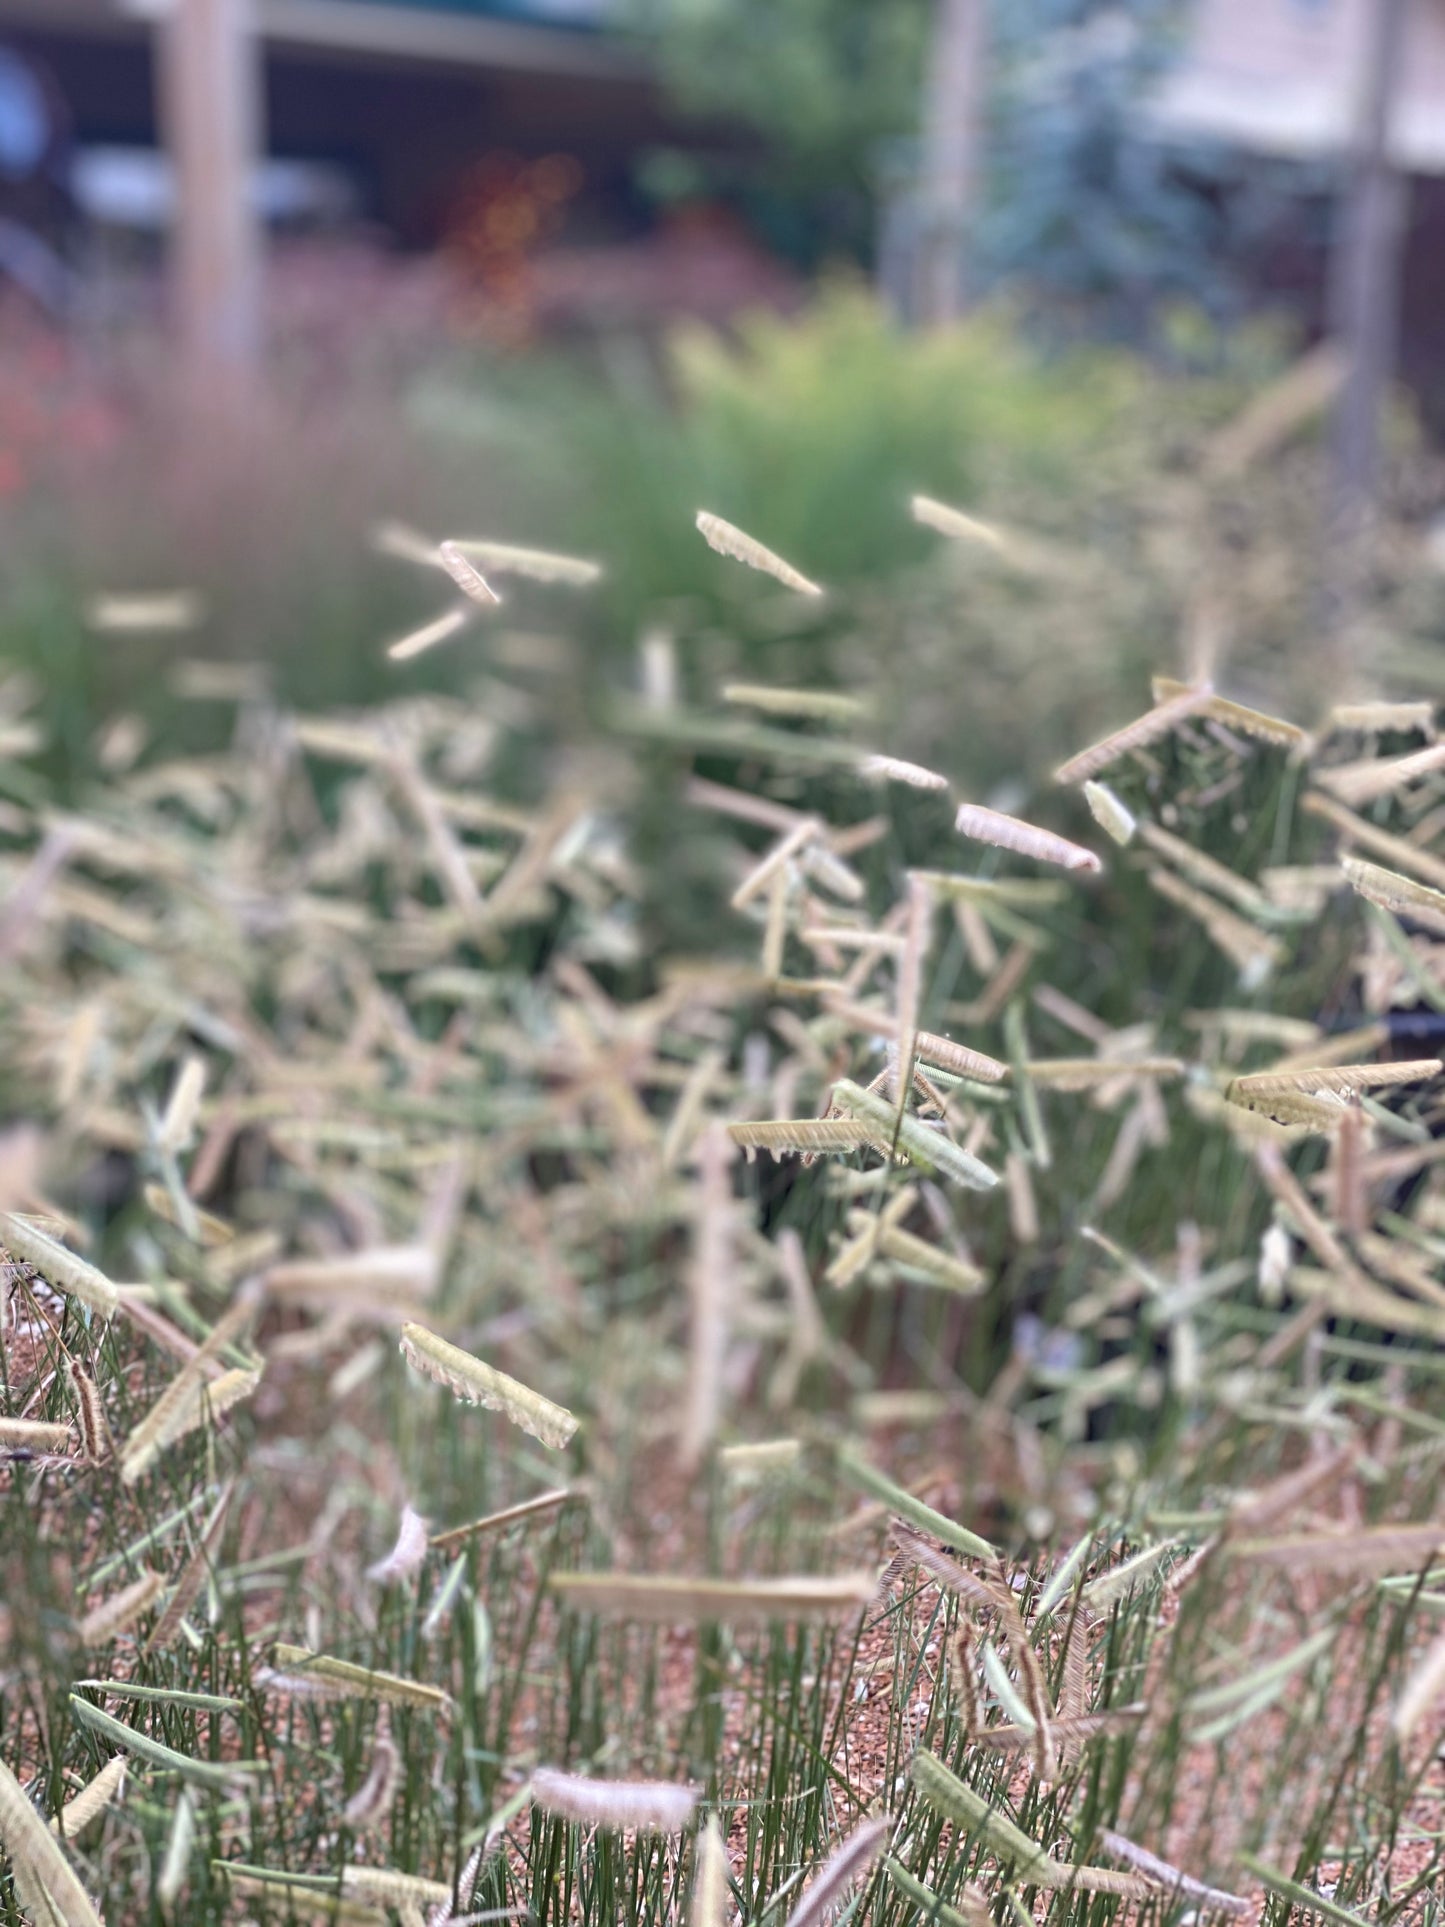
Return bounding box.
[830,1079,997,1189]
[367,1504,430,1584]
[387,604,472,664]
[857,753,950,790]
[0,1754,106,1927]
[1150,676,1311,751]
[1227,1523,1444,1572]
[119,1293,257,1485]
[428,1487,574,1551]
[160,1364,262,1451]
[1082,780,1136,845]
[445,538,602,585]
[724,683,863,722]
[1053,684,1212,785]
[1327,700,1435,736]
[888,1521,1003,1610]
[1340,853,1445,935]
[947,1622,983,1738]
[77,1566,164,1646]
[1077,1540,1180,1611]
[143,1483,234,1656]
[50,1757,126,1843]
[398,1323,577,1451]
[86,590,202,632]
[157,1789,195,1909]
[548,1571,875,1623]
[1146,867,1283,984]
[341,1868,452,1913]
[825,999,1008,1082]
[695,510,822,596]
[909,1752,1151,1895]
[259,1644,451,1713]
[885,1860,990,1927]
[1394,1627,1445,1741]
[838,1451,996,1558]
[68,1695,253,1791]
[345,1713,402,1830]
[156,1052,207,1156]
[1303,790,1445,892]
[435,540,501,607]
[690,1817,730,1927]
[1137,819,1272,916]
[954,803,1101,874]
[531,1767,699,1834]
[1316,740,1445,807]
[0,1416,73,1455]
[0,1211,117,1317]
[781,1813,891,1927]
[1096,1830,1251,1916]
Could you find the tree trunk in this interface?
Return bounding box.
[915,0,986,326]
[1325,0,1410,662]
[156,0,264,402]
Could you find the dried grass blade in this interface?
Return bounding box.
[1304,792,1445,893]
[119,1295,257,1486]
[695,511,822,596]
[68,1695,255,1791]
[429,1489,574,1552]
[399,1323,577,1451]
[387,605,472,664]
[548,1572,875,1623]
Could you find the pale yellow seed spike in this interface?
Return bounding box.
[261,1645,450,1713]
[723,683,864,723]
[1083,780,1136,845]
[1053,685,1213,785]
[157,1052,207,1155]
[548,1571,876,1623]
[386,604,472,664]
[446,538,602,585]
[1395,1628,1445,1742]
[1315,740,1445,807]
[1340,853,1445,936]
[954,803,1101,874]
[399,1322,577,1451]
[0,1755,106,1927]
[695,511,823,596]
[531,1768,699,1835]
[0,1417,74,1455]
[119,1295,257,1486]
[50,1757,127,1843]
[85,591,202,633]
[857,753,950,791]
[0,1211,118,1318]
[76,1567,164,1647]
[435,540,501,607]
[1327,700,1435,738]
[1151,677,1311,751]
[691,1816,730,1927]
[910,493,1010,554]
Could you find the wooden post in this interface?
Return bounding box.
[155,0,264,399]
[1325,0,1409,655]
[915,0,986,326]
